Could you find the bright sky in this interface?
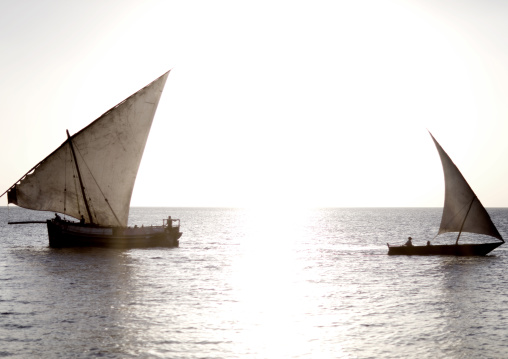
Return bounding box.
[1,0,508,208]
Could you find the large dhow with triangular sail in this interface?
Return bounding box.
[388,132,504,256]
[1,71,182,248]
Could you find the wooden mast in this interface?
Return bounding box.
[455,196,476,245]
[66,130,94,224]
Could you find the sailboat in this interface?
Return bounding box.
[1,71,182,248]
[387,132,504,256]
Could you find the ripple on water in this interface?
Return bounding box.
[0,207,508,358]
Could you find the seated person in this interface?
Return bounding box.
[405,236,413,246]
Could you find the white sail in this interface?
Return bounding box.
[430,133,503,241]
[6,71,170,227]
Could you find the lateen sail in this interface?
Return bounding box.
[430,133,503,241]
[5,71,170,227]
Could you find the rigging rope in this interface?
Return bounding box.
[73,143,122,226]
[438,197,473,233]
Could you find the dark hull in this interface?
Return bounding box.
[47,220,182,249]
[387,242,503,256]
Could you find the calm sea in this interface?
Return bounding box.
[1,207,508,358]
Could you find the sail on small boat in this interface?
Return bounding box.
[387,132,504,256]
[1,71,182,248]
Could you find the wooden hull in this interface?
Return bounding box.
[47,219,182,249]
[387,242,503,256]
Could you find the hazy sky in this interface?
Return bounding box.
[2,0,508,208]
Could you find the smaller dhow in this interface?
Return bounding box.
[387,132,504,256]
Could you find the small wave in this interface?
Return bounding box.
[3,324,33,329]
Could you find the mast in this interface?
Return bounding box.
[455,196,476,245]
[66,130,93,224]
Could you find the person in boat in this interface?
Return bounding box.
[80,215,85,225]
[54,213,61,221]
[405,237,413,246]
[427,240,431,246]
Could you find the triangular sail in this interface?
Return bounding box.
[430,132,503,242]
[4,71,170,227]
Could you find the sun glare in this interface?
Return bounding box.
[227,206,318,356]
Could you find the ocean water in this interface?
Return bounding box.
[1,206,508,359]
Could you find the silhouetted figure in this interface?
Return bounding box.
[80,215,85,225]
[55,213,61,221]
[427,241,431,246]
[405,236,413,246]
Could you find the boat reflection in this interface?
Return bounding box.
[438,256,506,355]
[7,246,142,357]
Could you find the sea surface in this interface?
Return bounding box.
[1,207,508,359]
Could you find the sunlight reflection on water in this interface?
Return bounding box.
[229,207,319,357]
